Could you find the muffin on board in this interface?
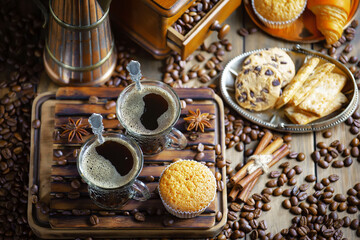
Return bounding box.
[158,160,217,218]
[252,0,307,28]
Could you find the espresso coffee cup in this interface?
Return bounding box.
[77,132,150,209]
[116,80,187,156]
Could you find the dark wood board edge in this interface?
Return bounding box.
[28,91,56,237]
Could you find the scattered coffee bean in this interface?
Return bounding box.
[323,130,332,138]
[32,119,41,128]
[89,215,100,225]
[134,212,146,222]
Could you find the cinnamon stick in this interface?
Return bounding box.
[236,144,290,190]
[237,176,259,202]
[228,185,241,202]
[253,131,273,155]
[229,137,283,185]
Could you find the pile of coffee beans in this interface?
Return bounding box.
[311,139,358,169]
[345,110,360,135]
[0,1,44,239]
[172,0,221,36]
[161,39,231,87]
[223,106,267,151]
[104,41,137,88]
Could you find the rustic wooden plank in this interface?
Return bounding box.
[54,103,216,116]
[55,87,215,100]
[238,11,316,237]
[54,116,216,132]
[49,214,215,229]
[52,165,215,178]
[54,149,216,163]
[315,121,359,239]
[54,131,216,146]
[50,197,216,213]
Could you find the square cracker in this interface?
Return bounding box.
[290,63,335,106]
[298,73,347,116]
[285,92,348,125]
[276,57,320,109]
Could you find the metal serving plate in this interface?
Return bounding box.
[220,45,359,133]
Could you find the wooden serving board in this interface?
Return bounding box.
[28,87,227,239]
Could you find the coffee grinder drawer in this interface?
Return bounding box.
[167,0,242,59]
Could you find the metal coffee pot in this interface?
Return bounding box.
[36,0,116,86]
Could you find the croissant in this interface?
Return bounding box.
[308,0,351,44]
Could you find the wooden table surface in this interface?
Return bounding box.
[37,5,360,239]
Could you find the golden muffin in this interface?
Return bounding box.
[158,160,216,218]
[252,0,307,28]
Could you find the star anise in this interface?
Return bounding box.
[60,118,89,142]
[183,109,212,132]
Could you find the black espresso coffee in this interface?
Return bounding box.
[80,136,140,189]
[95,140,134,176]
[119,85,177,135]
[140,93,169,130]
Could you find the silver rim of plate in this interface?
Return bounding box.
[220,45,359,133]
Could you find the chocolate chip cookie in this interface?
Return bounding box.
[235,65,282,111]
[242,47,295,86]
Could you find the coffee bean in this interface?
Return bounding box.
[269,171,280,178]
[273,187,283,196]
[279,162,290,168]
[216,211,223,222]
[195,152,205,161]
[311,151,321,162]
[350,126,359,134]
[318,159,329,168]
[314,182,324,191]
[321,178,330,186]
[89,215,99,225]
[288,152,298,159]
[215,144,221,155]
[350,219,360,230]
[134,212,145,222]
[323,130,332,138]
[261,188,273,195]
[104,100,116,110]
[332,160,344,168]
[230,202,241,212]
[266,179,277,188]
[262,203,271,211]
[296,153,305,161]
[351,19,359,28]
[290,206,301,215]
[344,156,353,167]
[30,184,39,195]
[305,174,316,182]
[286,169,296,179]
[282,199,291,209]
[32,119,41,128]
[354,183,360,191]
[237,28,249,37]
[338,202,348,212]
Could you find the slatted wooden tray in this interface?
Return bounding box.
[28,87,227,239]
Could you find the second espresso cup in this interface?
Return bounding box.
[116,80,187,156]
